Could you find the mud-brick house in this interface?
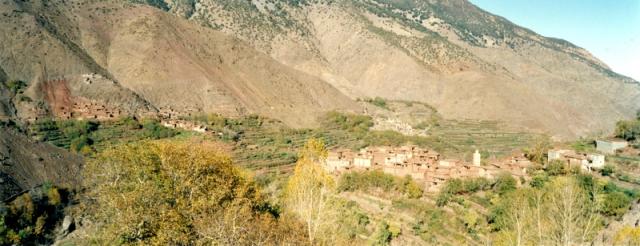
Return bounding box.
[353,150,373,169]
[325,148,354,172]
[548,149,605,171]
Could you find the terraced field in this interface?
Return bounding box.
[24,113,541,174]
[228,116,542,173]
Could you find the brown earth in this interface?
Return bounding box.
[164,0,640,139]
[0,0,360,128]
[0,127,83,201]
[0,0,638,139]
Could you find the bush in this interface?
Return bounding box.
[70,135,93,152]
[141,119,178,139]
[546,160,567,176]
[436,177,494,207]
[117,117,142,130]
[615,120,640,141]
[530,173,549,188]
[493,174,516,195]
[323,111,373,133]
[601,164,615,177]
[441,178,492,196]
[435,192,451,207]
[330,199,370,240]
[400,176,424,199]
[337,171,424,198]
[462,177,492,192]
[601,192,632,218]
[19,95,32,102]
[366,97,389,109]
[370,221,393,245]
[0,186,69,245]
[5,80,27,93]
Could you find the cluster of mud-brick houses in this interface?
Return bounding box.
[58,100,123,121]
[547,149,605,172]
[158,107,214,134]
[323,142,625,192]
[324,146,532,192]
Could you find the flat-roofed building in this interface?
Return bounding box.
[596,139,628,154]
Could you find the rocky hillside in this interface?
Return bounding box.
[162,0,640,138]
[0,0,638,138]
[0,127,83,200]
[0,0,359,127]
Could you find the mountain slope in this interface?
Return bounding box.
[163,0,640,138]
[0,127,83,200]
[0,0,360,127]
[0,0,637,138]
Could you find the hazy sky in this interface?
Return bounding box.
[470,0,640,81]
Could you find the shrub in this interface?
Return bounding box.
[462,177,492,192]
[117,117,142,130]
[5,80,27,93]
[435,192,451,207]
[493,174,516,195]
[18,95,32,102]
[530,173,549,188]
[615,120,640,141]
[70,135,93,152]
[370,221,393,245]
[601,164,615,176]
[337,170,396,193]
[546,160,567,176]
[400,176,424,198]
[338,172,424,198]
[366,97,389,109]
[141,119,178,139]
[323,111,373,133]
[0,186,68,245]
[601,191,632,218]
[441,178,492,196]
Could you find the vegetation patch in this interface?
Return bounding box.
[0,185,71,245]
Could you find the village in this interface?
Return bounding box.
[157,107,218,135]
[323,139,629,192]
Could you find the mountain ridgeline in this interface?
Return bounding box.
[0,0,638,138]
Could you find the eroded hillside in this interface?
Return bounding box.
[0,0,360,128]
[0,0,638,138]
[163,0,640,138]
[0,127,82,200]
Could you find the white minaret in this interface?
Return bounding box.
[473,150,481,166]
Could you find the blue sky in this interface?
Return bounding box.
[470,0,640,81]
